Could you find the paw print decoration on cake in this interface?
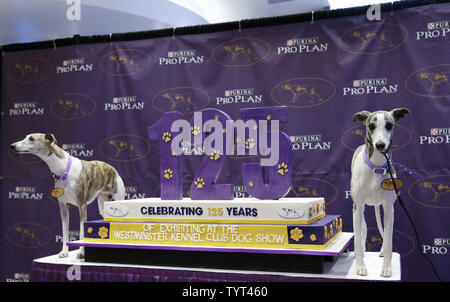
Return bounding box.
[194,177,205,189]
[162,132,172,143]
[277,162,289,175]
[210,150,221,161]
[163,168,173,180]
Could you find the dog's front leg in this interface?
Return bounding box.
[381,202,394,277]
[77,204,87,259]
[58,202,70,258]
[353,203,367,276]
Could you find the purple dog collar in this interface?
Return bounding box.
[52,156,72,181]
[363,147,391,175]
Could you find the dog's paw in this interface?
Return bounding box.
[381,266,392,278]
[379,250,384,257]
[58,251,68,258]
[76,252,85,259]
[356,264,368,276]
[77,247,85,259]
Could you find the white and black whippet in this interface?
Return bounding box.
[10,133,125,258]
[350,108,410,277]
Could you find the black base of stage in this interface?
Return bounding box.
[84,246,335,274]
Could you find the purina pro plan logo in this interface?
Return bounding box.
[277,37,328,55]
[420,128,450,145]
[159,49,204,65]
[56,57,93,73]
[290,135,331,151]
[104,96,145,111]
[343,77,399,96]
[416,20,450,40]
[423,238,450,255]
[216,88,263,105]
[9,186,43,200]
[9,102,45,116]
[62,143,94,158]
[125,186,146,199]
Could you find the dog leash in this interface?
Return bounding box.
[382,152,443,282]
[52,156,72,181]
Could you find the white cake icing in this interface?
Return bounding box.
[104,197,326,225]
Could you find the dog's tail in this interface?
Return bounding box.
[375,205,384,239]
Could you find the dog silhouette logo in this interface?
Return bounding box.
[365,227,415,257]
[8,58,53,83]
[339,23,408,55]
[341,124,412,152]
[107,140,141,158]
[421,182,450,202]
[152,87,209,115]
[287,177,338,206]
[406,64,450,98]
[408,175,450,209]
[6,222,50,249]
[50,93,96,120]
[271,78,336,109]
[100,49,150,76]
[99,134,150,162]
[212,37,271,67]
[108,55,140,72]
[162,93,198,111]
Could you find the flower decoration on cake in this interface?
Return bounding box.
[163,168,173,180]
[248,181,254,187]
[210,150,221,161]
[245,138,256,150]
[162,132,172,143]
[194,177,205,189]
[266,114,271,120]
[87,227,93,234]
[277,162,288,176]
[310,234,317,242]
[191,125,201,136]
[98,226,109,239]
[290,227,303,242]
[214,115,219,120]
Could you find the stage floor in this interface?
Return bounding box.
[30,249,401,282]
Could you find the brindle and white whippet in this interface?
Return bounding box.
[350,108,410,277]
[10,133,125,258]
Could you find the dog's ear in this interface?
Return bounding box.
[45,133,57,144]
[391,108,410,121]
[353,111,370,123]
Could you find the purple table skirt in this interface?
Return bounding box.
[30,261,356,282]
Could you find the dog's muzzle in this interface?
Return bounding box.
[375,141,385,151]
[9,144,17,152]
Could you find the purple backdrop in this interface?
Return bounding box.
[1,2,449,282]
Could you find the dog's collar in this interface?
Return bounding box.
[52,156,72,181]
[363,147,391,175]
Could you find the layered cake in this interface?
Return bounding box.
[83,197,343,250]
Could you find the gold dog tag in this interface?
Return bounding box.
[51,188,64,198]
[381,178,403,191]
